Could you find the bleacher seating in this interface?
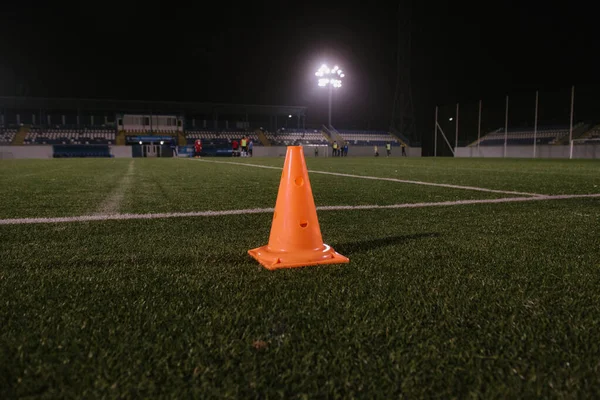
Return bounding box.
[0,128,17,144]
[266,130,327,146]
[477,126,572,146]
[574,124,600,144]
[124,128,179,135]
[337,130,400,146]
[185,131,260,145]
[24,127,116,145]
[584,125,600,139]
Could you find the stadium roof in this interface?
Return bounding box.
[0,96,307,117]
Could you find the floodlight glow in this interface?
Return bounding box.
[316,64,345,89]
[288,114,292,118]
[449,117,453,121]
[160,140,164,145]
[139,141,142,145]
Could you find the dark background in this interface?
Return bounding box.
[0,1,597,148]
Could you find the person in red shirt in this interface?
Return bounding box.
[232,139,239,157]
[194,139,202,158]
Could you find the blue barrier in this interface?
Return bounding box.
[179,145,233,157]
[53,145,111,158]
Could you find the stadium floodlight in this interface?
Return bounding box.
[139,141,142,145]
[160,140,164,145]
[316,63,344,127]
[288,114,292,118]
[449,117,453,121]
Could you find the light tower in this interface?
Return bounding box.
[315,64,344,127]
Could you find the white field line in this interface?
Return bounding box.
[1,193,598,226]
[94,160,134,215]
[195,159,543,197]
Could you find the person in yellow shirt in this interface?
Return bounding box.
[386,142,391,157]
[240,137,248,157]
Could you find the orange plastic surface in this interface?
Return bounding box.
[248,146,349,270]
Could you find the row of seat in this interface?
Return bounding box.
[25,129,116,145]
[186,132,259,141]
[124,129,180,134]
[479,128,569,145]
[267,132,328,145]
[486,131,567,139]
[0,129,17,143]
[480,138,555,146]
[339,134,398,142]
[338,130,389,135]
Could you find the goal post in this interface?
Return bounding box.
[304,144,330,158]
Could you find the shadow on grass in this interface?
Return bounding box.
[335,232,441,255]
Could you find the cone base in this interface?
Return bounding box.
[248,243,349,270]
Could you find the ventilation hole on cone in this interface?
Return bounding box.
[300,221,308,228]
[273,211,277,219]
[294,177,304,186]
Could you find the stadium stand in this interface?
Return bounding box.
[185,130,260,144]
[475,124,582,146]
[574,124,600,144]
[24,127,116,145]
[337,130,400,146]
[266,130,328,146]
[578,124,600,142]
[0,128,17,144]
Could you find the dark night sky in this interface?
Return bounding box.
[0,1,598,142]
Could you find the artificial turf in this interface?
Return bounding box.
[0,156,599,398]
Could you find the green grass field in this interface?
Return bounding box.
[1,156,599,398]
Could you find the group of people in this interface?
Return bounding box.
[231,137,253,157]
[373,143,407,157]
[331,141,407,157]
[374,143,392,157]
[331,141,349,156]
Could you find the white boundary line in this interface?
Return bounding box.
[95,160,134,215]
[195,159,543,197]
[1,194,598,226]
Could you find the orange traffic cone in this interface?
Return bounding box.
[248,146,349,270]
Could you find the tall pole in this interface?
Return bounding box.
[533,90,538,158]
[477,100,482,156]
[328,84,333,128]
[434,106,438,157]
[454,102,459,152]
[569,85,575,159]
[504,95,509,158]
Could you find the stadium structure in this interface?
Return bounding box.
[0,96,411,159]
[0,95,599,159]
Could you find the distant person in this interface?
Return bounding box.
[332,141,338,157]
[248,140,253,157]
[343,143,348,157]
[171,138,178,157]
[374,145,379,157]
[386,142,391,157]
[240,136,248,157]
[401,143,407,157]
[194,139,202,158]
[232,139,239,157]
[314,147,319,157]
